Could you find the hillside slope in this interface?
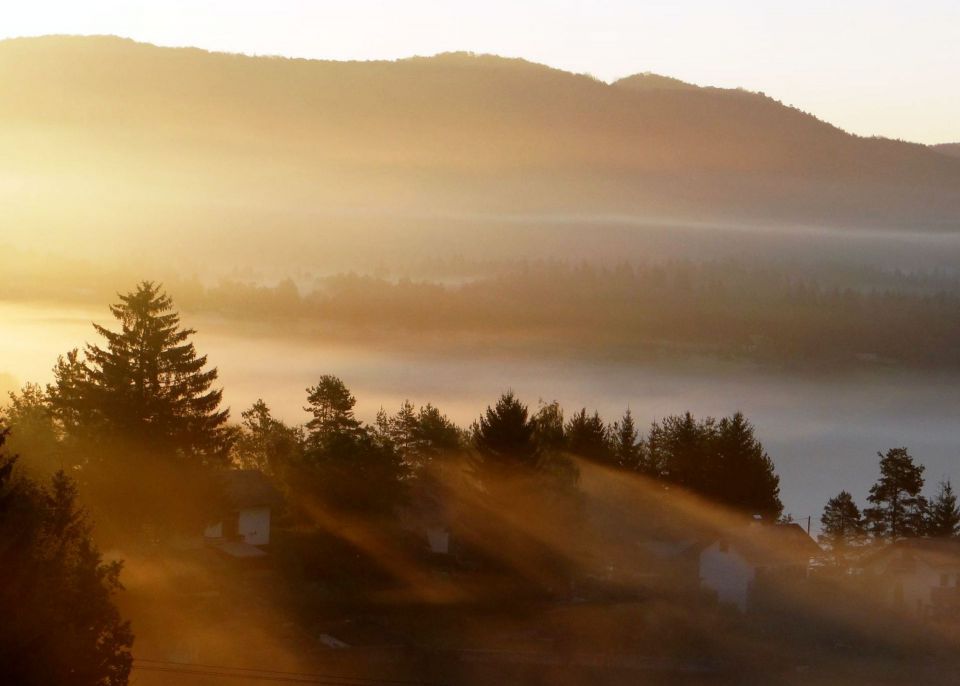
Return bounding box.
[933,143,960,159]
[1,35,958,266]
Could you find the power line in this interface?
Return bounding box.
[133,658,447,686]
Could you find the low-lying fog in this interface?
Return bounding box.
[3,300,958,527]
[11,214,960,285]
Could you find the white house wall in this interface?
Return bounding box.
[700,542,754,612]
[426,527,450,554]
[238,506,271,546]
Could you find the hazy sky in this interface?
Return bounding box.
[2,1,958,144]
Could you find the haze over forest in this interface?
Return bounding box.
[3,24,960,686]
[3,34,960,520]
[2,36,960,274]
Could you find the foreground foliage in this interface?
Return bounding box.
[0,430,132,686]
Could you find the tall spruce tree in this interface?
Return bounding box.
[819,490,866,557]
[926,480,960,538]
[565,408,611,464]
[472,392,538,475]
[609,408,642,471]
[710,412,782,521]
[49,282,230,462]
[864,447,927,541]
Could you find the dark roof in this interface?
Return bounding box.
[710,523,821,567]
[219,470,284,510]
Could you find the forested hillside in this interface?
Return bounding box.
[2,35,960,273]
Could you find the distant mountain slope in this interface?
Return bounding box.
[612,73,701,92]
[933,143,960,159]
[0,34,958,257]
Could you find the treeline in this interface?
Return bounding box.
[2,282,785,528]
[6,254,960,368]
[229,388,784,520]
[184,261,960,368]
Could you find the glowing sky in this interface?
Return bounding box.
[1,0,958,144]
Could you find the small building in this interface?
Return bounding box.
[861,538,960,620]
[204,470,283,558]
[699,523,820,612]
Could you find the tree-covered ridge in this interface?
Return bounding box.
[2,35,959,236]
[7,256,960,369]
[103,263,960,369]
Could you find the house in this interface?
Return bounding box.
[204,470,283,558]
[699,522,821,612]
[861,538,960,619]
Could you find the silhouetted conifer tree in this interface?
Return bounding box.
[711,412,782,520]
[648,412,712,489]
[472,391,539,475]
[819,490,866,558]
[926,480,960,538]
[566,408,611,464]
[864,447,927,541]
[48,281,230,462]
[609,408,642,470]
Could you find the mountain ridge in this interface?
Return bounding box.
[0,34,958,236]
